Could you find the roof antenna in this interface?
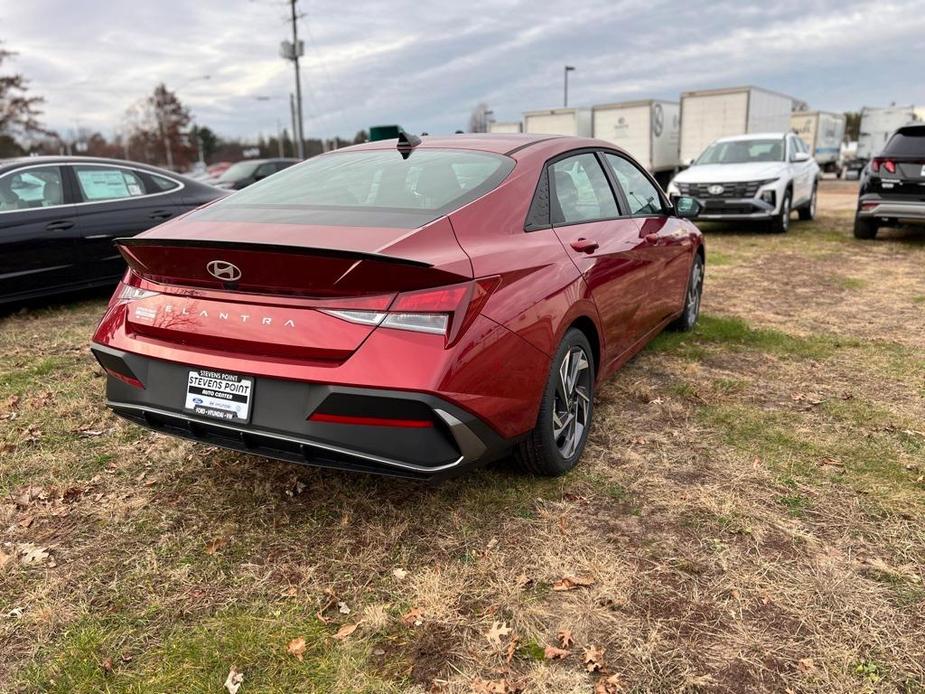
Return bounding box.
[396,131,422,160]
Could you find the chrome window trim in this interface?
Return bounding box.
[0,161,185,216]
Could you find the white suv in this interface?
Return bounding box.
[667,132,821,232]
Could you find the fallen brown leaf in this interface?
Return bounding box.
[552,576,595,591]
[333,622,358,640]
[486,620,512,646]
[505,635,519,664]
[204,537,228,555]
[18,515,34,528]
[401,607,425,627]
[100,657,113,673]
[797,657,816,674]
[224,666,244,694]
[595,673,623,693]
[557,628,574,648]
[583,645,605,672]
[287,636,306,661]
[544,645,570,660]
[471,678,512,694]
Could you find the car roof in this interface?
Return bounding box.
[331,133,627,159]
[0,155,182,174]
[714,132,787,144]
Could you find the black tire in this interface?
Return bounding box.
[669,253,704,332]
[798,185,817,221]
[769,190,792,233]
[853,215,878,240]
[515,329,595,476]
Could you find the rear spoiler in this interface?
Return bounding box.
[114,237,433,268]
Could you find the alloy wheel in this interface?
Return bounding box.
[685,259,704,324]
[553,346,592,458]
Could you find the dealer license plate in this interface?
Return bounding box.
[184,369,253,422]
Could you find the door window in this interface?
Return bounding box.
[602,153,663,215]
[0,166,64,211]
[74,166,146,202]
[549,153,618,225]
[148,173,181,192]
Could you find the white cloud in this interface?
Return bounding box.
[4,0,924,141]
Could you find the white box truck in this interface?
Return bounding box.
[679,86,797,165]
[523,108,592,137]
[857,105,918,161]
[790,111,846,172]
[592,99,679,182]
[488,121,523,134]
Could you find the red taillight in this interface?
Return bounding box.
[104,367,144,389]
[308,412,433,428]
[318,277,500,346]
[871,158,896,174]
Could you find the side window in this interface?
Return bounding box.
[0,166,64,211]
[74,166,145,202]
[549,153,618,225]
[255,163,277,179]
[602,154,663,216]
[148,173,181,192]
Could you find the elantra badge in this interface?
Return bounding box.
[206,260,242,281]
[707,184,725,195]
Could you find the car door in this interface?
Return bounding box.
[601,152,693,329]
[547,151,653,368]
[0,164,81,300]
[69,163,185,284]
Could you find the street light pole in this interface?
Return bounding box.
[289,0,305,158]
[564,65,575,108]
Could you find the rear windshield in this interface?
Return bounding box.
[696,138,785,165]
[883,128,925,157]
[196,149,514,228]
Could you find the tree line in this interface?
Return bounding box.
[0,40,367,170]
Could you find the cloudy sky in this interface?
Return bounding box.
[5,0,924,141]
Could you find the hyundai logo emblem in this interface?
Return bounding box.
[707,184,725,195]
[206,260,242,281]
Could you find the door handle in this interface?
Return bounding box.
[570,238,599,253]
[149,210,173,220]
[644,233,660,244]
[45,220,75,231]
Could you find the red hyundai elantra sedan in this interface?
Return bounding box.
[91,134,704,479]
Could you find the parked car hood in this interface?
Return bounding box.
[673,162,788,184]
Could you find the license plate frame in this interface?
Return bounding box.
[184,369,254,423]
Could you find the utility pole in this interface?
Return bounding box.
[564,65,575,108]
[289,93,299,158]
[288,0,306,158]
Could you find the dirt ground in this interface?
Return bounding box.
[1,179,923,693]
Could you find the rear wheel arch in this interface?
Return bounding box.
[566,314,601,377]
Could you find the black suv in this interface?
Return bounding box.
[854,123,925,239]
[213,158,300,190]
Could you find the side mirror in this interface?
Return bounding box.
[674,195,701,219]
[792,151,811,163]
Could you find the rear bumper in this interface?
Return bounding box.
[92,344,512,480]
[857,196,925,221]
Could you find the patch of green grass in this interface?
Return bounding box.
[517,638,547,662]
[833,275,867,290]
[854,659,884,684]
[777,493,811,517]
[647,314,852,360]
[20,606,397,693]
[913,295,925,305]
[0,356,68,395]
[706,250,735,267]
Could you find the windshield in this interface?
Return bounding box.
[217,161,259,181]
[196,148,514,228]
[696,139,785,165]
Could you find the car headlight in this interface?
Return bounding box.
[756,178,779,188]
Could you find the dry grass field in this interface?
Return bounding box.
[1,180,923,693]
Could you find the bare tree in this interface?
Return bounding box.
[468,103,492,133]
[124,84,194,169]
[0,41,52,155]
